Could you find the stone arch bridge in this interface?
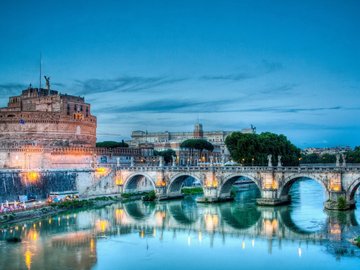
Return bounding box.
[92,165,360,210]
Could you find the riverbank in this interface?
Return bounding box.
[181,187,204,195]
[0,196,120,227]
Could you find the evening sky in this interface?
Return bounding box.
[0,0,359,147]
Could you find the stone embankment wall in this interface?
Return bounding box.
[0,169,121,202]
[0,170,78,202]
[79,169,119,197]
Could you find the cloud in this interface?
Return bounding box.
[259,84,297,95]
[222,106,343,114]
[103,99,235,114]
[199,73,252,81]
[199,60,284,82]
[261,59,283,73]
[0,83,27,95]
[98,95,347,115]
[75,76,186,95]
[52,82,65,87]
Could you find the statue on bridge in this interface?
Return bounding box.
[341,153,346,167]
[221,154,225,165]
[277,155,282,167]
[172,156,176,167]
[336,154,340,167]
[159,156,164,167]
[267,154,272,167]
[130,157,134,167]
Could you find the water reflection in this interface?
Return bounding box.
[0,181,360,270]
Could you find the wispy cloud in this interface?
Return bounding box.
[75,76,186,95]
[0,83,27,95]
[103,99,236,114]
[222,106,343,114]
[199,73,251,81]
[52,82,65,87]
[262,59,283,73]
[199,60,284,82]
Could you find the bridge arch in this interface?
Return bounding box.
[219,203,261,230]
[123,201,156,221]
[278,174,329,198]
[218,174,261,199]
[123,172,156,193]
[347,177,360,202]
[167,173,203,196]
[167,199,200,225]
[278,207,326,235]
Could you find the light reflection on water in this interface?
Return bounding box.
[0,179,359,270]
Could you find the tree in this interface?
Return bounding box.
[345,146,360,163]
[180,139,214,152]
[180,139,214,165]
[300,153,321,164]
[154,149,176,164]
[225,132,301,166]
[96,140,129,148]
[320,153,336,163]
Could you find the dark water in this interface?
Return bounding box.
[0,179,359,270]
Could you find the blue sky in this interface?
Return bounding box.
[0,0,359,148]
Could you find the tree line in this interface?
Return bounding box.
[225,132,301,166]
[301,146,360,164]
[96,140,129,148]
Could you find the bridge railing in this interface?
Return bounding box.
[98,164,360,172]
[3,164,359,173]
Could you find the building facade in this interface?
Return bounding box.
[129,123,255,165]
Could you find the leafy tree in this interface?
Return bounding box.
[154,149,176,164]
[96,140,129,148]
[301,153,321,163]
[345,146,360,163]
[180,139,214,165]
[180,139,214,152]
[225,132,301,166]
[320,153,337,163]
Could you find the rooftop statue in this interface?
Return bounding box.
[44,76,50,91]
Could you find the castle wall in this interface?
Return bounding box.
[0,112,96,147]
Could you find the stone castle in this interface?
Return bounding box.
[0,87,99,169]
[0,87,97,148]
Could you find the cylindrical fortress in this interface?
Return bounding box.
[0,88,97,148]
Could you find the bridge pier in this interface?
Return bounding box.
[256,189,290,206]
[197,187,234,203]
[324,191,355,211]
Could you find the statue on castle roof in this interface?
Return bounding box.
[44,76,50,91]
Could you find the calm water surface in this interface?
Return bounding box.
[1,179,359,270]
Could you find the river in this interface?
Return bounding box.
[0,179,359,270]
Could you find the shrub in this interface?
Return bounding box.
[337,196,347,209]
[142,191,156,201]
